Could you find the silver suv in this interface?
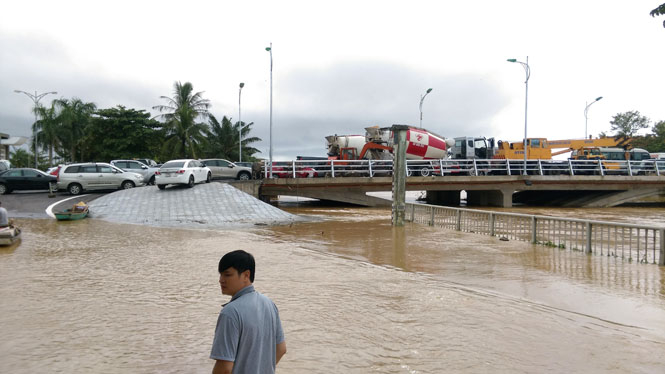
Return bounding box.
[110,159,159,185]
[200,159,252,180]
[57,162,145,195]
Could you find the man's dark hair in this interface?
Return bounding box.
[218,250,255,282]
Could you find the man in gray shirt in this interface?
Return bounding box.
[211,250,286,374]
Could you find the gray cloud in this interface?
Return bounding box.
[2,31,510,160]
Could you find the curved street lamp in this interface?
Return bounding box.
[14,89,58,168]
[266,43,273,178]
[419,88,433,128]
[507,57,530,175]
[238,82,244,163]
[584,96,603,139]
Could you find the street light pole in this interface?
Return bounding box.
[507,57,530,175]
[14,89,58,168]
[265,43,273,178]
[584,96,603,139]
[238,82,244,163]
[419,88,433,128]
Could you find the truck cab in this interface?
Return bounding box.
[452,137,496,159]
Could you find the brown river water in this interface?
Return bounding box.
[1,202,664,373]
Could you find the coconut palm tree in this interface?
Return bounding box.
[153,81,211,159]
[33,101,61,166]
[55,98,97,162]
[205,115,262,161]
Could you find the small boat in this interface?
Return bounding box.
[55,201,89,221]
[0,226,21,246]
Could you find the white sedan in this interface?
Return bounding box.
[155,159,212,190]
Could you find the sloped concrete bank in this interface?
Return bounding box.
[88,182,302,228]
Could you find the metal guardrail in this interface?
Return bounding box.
[263,158,665,178]
[405,202,665,266]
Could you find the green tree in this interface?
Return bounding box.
[9,148,32,168]
[609,111,650,137]
[204,115,262,161]
[55,98,97,162]
[152,81,211,159]
[33,101,62,166]
[633,120,665,152]
[652,3,665,27]
[84,106,164,162]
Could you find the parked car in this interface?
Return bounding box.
[155,159,211,190]
[200,159,252,180]
[110,159,158,185]
[57,162,145,195]
[0,168,57,194]
[235,162,254,168]
[135,158,158,167]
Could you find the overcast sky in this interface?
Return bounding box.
[1,0,664,160]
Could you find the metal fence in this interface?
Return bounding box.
[406,202,665,266]
[263,158,665,178]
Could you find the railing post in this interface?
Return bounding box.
[658,229,665,266]
[368,160,373,177]
[568,159,574,176]
[531,216,537,243]
[507,160,511,176]
[292,161,296,178]
[537,160,543,176]
[430,206,435,226]
[439,159,444,176]
[586,222,593,254]
[472,159,478,176]
[411,204,415,222]
[627,160,632,176]
[489,213,495,236]
[331,160,335,178]
[598,160,604,176]
[456,209,461,231]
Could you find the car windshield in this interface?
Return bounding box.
[161,161,185,168]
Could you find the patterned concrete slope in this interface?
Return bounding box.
[88,182,300,228]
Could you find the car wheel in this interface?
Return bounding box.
[406,169,413,177]
[149,176,155,185]
[420,167,431,177]
[206,172,212,183]
[157,184,166,190]
[237,171,251,181]
[0,183,7,195]
[68,183,83,195]
[122,181,135,190]
[187,175,195,188]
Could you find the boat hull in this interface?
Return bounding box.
[0,227,21,246]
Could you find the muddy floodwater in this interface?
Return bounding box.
[1,204,664,373]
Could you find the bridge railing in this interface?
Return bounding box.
[406,202,665,266]
[263,158,664,178]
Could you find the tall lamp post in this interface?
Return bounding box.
[507,57,530,175]
[14,89,58,168]
[584,96,603,139]
[419,88,433,128]
[265,43,273,178]
[238,82,245,163]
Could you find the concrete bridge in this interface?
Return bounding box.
[239,175,665,208]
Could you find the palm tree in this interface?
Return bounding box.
[205,115,262,161]
[55,98,97,162]
[153,81,211,159]
[33,101,61,166]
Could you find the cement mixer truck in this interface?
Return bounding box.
[325,126,454,176]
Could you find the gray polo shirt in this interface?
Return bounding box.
[211,285,285,374]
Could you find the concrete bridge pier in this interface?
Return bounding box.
[466,189,514,207]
